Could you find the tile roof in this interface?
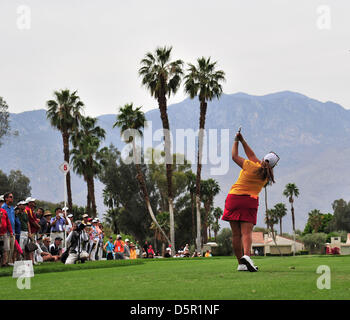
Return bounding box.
[252,232,264,244]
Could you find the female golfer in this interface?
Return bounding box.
[222,130,279,272]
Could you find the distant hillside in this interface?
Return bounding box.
[1,91,350,232]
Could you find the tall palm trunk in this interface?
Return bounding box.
[203,200,211,244]
[86,175,97,218]
[86,176,92,215]
[190,192,195,243]
[91,177,97,218]
[154,230,158,253]
[158,93,175,255]
[195,100,207,253]
[279,218,283,236]
[290,201,296,256]
[62,131,73,212]
[88,155,97,218]
[265,187,281,256]
[162,243,166,257]
[132,139,171,245]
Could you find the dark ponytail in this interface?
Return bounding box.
[256,160,275,184]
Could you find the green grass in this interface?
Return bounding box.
[1,255,350,300]
[0,259,144,277]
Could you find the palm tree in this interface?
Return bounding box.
[114,103,170,244]
[186,171,197,242]
[212,221,220,242]
[283,183,300,255]
[264,187,281,255]
[265,209,279,237]
[70,116,107,217]
[46,89,84,212]
[273,203,288,235]
[212,207,223,241]
[139,46,184,254]
[308,209,323,233]
[184,57,225,253]
[264,208,281,255]
[200,178,221,244]
[207,212,214,241]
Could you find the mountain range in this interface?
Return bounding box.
[1,90,350,233]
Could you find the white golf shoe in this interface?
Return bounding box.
[240,255,258,272]
[237,264,248,271]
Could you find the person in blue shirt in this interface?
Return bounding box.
[50,208,68,247]
[103,236,115,260]
[2,192,15,265]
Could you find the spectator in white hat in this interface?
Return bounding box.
[164,247,171,258]
[124,239,130,259]
[65,214,74,234]
[88,219,99,260]
[17,201,31,258]
[183,244,190,257]
[82,214,89,225]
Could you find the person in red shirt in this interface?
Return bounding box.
[25,197,40,238]
[147,245,155,258]
[0,207,14,267]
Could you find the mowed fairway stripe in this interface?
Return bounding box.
[0,256,349,300]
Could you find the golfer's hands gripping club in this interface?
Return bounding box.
[235,130,244,143]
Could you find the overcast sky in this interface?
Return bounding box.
[1,0,349,117]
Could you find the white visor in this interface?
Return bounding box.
[263,152,280,168]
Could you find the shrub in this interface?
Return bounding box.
[214,228,232,256]
[302,233,327,254]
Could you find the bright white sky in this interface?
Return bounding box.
[1,0,349,116]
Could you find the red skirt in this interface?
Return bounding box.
[221,194,259,225]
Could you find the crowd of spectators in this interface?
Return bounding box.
[104,237,209,260]
[0,193,106,266]
[103,235,140,260]
[0,191,212,267]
